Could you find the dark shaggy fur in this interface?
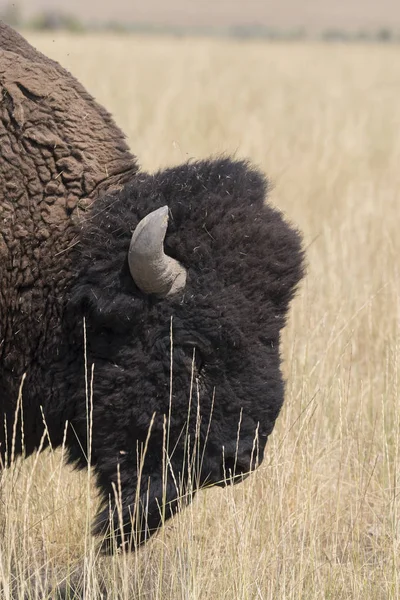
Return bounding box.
[0,23,304,552]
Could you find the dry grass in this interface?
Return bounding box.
[1,33,399,598]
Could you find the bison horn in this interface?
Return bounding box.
[128,206,187,296]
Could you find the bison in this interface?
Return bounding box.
[0,22,304,551]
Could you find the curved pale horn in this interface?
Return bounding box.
[128,206,187,296]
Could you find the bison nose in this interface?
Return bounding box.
[221,450,255,482]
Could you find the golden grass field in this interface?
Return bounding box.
[1,33,400,599]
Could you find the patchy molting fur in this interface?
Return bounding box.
[0,22,304,550]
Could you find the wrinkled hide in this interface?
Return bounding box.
[0,23,137,449]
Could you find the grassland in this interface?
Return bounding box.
[1,33,399,599]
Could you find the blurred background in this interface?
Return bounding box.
[1,0,400,40]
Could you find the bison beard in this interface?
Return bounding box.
[93,461,185,552]
[92,417,263,552]
[0,22,305,554]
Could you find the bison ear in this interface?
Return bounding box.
[128,206,187,296]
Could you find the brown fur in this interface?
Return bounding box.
[0,23,138,398]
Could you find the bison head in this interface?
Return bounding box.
[65,158,303,551]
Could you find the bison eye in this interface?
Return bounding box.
[189,347,204,375]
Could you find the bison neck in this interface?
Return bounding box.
[0,23,138,459]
